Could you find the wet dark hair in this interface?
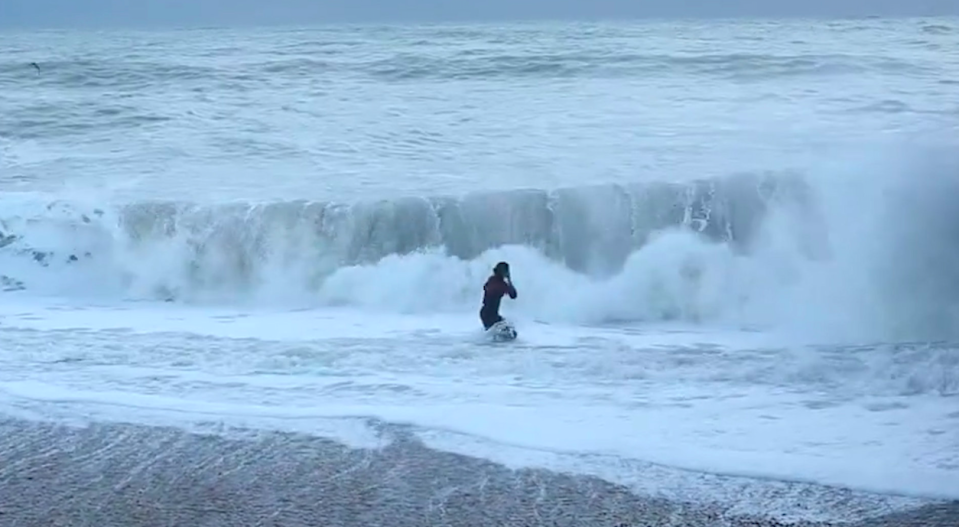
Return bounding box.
[493,261,510,276]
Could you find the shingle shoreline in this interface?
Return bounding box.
[0,417,955,527]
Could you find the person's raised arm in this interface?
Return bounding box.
[506,279,517,299]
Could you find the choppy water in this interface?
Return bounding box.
[1,17,958,520]
[1,18,956,200]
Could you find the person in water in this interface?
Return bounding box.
[480,261,517,330]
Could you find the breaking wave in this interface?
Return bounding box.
[2,148,959,343]
[0,171,804,297]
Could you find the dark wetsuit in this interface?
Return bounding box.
[480,275,517,330]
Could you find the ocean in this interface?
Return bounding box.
[1,17,958,526]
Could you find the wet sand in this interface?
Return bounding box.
[0,417,955,527]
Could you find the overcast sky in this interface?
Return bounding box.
[1,0,956,29]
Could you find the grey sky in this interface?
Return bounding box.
[1,0,956,29]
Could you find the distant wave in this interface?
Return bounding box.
[920,24,954,35]
[364,52,928,81]
[0,51,930,88]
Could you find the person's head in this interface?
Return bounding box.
[493,261,510,278]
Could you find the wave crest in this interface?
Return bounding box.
[0,171,811,305]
